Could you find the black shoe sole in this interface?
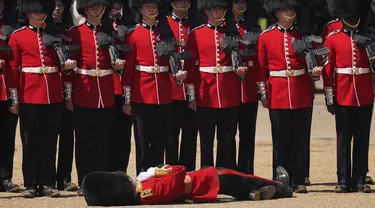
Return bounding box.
[250,186,276,201]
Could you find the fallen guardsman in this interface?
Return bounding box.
[81,165,293,206]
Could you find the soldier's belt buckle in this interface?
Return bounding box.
[286,70,295,77]
[152,66,160,73]
[352,67,359,75]
[39,66,47,73]
[213,66,222,73]
[92,69,101,77]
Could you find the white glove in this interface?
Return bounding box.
[136,167,156,182]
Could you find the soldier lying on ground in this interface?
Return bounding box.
[81,165,293,206]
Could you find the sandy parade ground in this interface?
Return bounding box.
[2,82,375,208]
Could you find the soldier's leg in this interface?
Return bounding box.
[106,95,132,172]
[269,109,292,184]
[351,104,373,192]
[0,101,19,192]
[133,103,154,174]
[150,104,172,167]
[237,102,258,174]
[216,107,238,170]
[56,107,75,190]
[166,100,182,166]
[197,107,217,168]
[335,105,354,192]
[179,101,198,171]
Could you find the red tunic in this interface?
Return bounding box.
[8,25,63,104]
[257,24,314,109]
[323,29,374,106]
[186,23,241,108]
[167,14,192,101]
[66,22,115,108]
[236,19,262,103]
[122,22,173,105]
[138,165,219,204]
[321,18,343,42]
[0,19,10,101]
[112,18,125,96]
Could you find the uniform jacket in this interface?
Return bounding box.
[66,21,115,108]
[186,23,241,108]
[257,24,314,109]
[122,21,173,105]
[323,29,374,106]
[8,24,63,104]
[321,18,343,42]
[137,165,219,204]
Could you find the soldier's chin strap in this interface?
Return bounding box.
[88,7,106,21]
[233,6,247,13]
[171,3,190,12]
[27,14,47,27]
[206,9,226,22]
[277,12,296,22]
[141,9,159,19]
[342,18,361,30]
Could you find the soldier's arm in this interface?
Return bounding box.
[257,34,269,92]
[121,31,135,105]
[62,28,79,102]
[184,31,198,103]
[7,34,20,105]
[254,42,267,101]
[322,37,336,105]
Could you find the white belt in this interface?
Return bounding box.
[199,66,233,73]
[76,69,113,77]
[269,69,305,77]
[135,65,169,73]
[22,67,58,74]
[336,67,370,75]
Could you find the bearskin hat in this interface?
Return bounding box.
[129,0,162,23]
[17,0,55,14]
[263,0,299,15]
[197,0,228,12]
[81,171,137,206]
[76,0,109,16]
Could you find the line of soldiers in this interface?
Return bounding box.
[1,0,375,200]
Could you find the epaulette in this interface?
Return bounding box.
[261,25,275,34]
[12,26,26,34]
[326,18,340,26]
[127,24,139,34]
[327,29,340,38]
[68,25,77,32]
[191,24,204,32]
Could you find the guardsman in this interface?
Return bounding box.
[185,0,245,169]
[9,0,77,198]
[323,0,374,193]
[66,0,125,195]
[232,0,264,175]
[52,0,79,192]
[165,0,198,172]
[0,0,21,194]
[123,0,187,174]
[258,0,322,193]
[105,0,134,174]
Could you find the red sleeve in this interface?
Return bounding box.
[257,34,269,85]
[8,34,20,90]
[121,31,135,88]
[184,31,198,90]
[322,37,336,100]
[140,165,187,204]
[321,25,329,43]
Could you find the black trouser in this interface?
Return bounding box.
[20,103,62,188]
[54,107,74,187]
[335,104,373,188]
[302,107,312,180]
[237,102,258,174]
[0,102,18,183]
[74,106,112,186]
[133,103,171,175]
[197,107,238,170]
[217,168,281,200]
[269,107,312,186]
[106,95,132,173]
[166,100,198,172]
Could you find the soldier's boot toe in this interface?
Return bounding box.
[334,185,349,193]
[249,186,276,201]
[304,178,311,186]
[64,181,78,192]
[2,179,21,193]
[77,188,84,196]
[365,176,373,184]
[22,188,37,198]
[39,186,61,198]
[357,184,372,193]
[293,185,308,193]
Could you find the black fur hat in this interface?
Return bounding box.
[197,0,228,12]
[82,171,137,206]
[76,0,109,16]
[129,0,162,23]
[263,0,299,15]
[17,0,55,14]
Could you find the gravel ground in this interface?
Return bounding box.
[2,93,375,208]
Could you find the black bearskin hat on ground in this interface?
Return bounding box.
[17,0,55,14]
[82,171,137,206]
[197,0,228,12]
[76,0,109,16]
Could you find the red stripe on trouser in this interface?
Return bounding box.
[216,169,281,185]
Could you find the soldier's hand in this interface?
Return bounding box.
[0,59,5,69]
[326,104,336,115]
[236,67,247,78]
[64,59,77,70]
[9,105,19,114]
[311,66,323,76]
[261,99,269,108]
[65,100,74,112]
[114,59,126,71]
[123,104,132,115]
[188,101,196,112]
[175,70,188,81]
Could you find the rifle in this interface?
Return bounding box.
[42,33,80,69]
[0,25,14,74]
[220,32,257,78]
[292,35,330,81]
[353,34,375,72]
[155,37,192,86]
[96,31,131,75]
